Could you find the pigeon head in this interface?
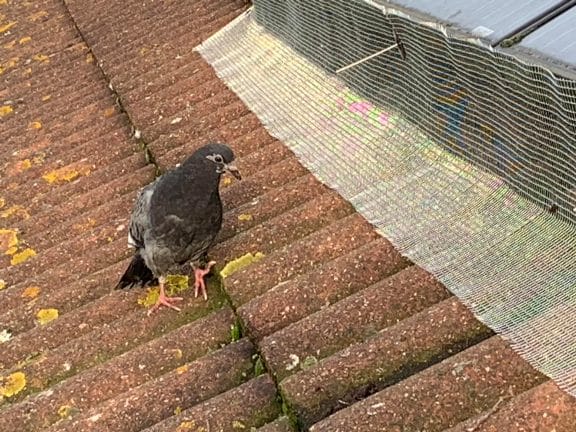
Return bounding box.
[189,143,241,180]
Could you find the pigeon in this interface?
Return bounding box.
[115,143,241,315]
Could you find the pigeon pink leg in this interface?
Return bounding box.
[147,276,184,316]
[193,261,216,301]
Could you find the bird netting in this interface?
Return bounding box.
[196,1,576,394]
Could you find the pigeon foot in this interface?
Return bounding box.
[193,261,216,301]
[147,277,183,316]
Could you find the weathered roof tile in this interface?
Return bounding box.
[0,308,236,432]
[238,237,410,340]
[282,298,493,427]
[1,0,572,430]
[262,266,452,382]
[445,381,576,432]
[309,337,547,431]
[45,339,256,432]
[142,374,280,432]
[257,416,295,432]
[226,213,378,306]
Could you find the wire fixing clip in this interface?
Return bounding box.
[336,28,406,74]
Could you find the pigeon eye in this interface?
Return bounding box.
[214,154,224,163]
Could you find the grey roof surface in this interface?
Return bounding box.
[384,1,576,77]
[386,0,564,41]
[521,6,576,69]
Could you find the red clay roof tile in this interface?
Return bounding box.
[1,0,574,430]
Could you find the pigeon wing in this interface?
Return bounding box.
[144,171,223,273]
[127,180,157,249]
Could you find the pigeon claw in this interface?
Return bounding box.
[147,292,184,316]
[193,261,216,301]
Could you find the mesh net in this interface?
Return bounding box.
[197,1,576,393]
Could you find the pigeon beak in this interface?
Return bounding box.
[225,164,242,180]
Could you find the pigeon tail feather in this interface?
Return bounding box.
[115,251,157,289]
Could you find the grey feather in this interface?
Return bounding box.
[127,180,157,249]
[115,143,238,289]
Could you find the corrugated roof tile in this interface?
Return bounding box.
[2,0,574,430]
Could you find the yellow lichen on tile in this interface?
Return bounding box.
[0,280,6,290]
[11,248,36,265]
[232,420,246,429]
[41,95,51,101]
[85,53,94,63]
[0,205,30,220]
[22,286,40,299]
[32,152,45,165]
[0,372,26,397]
[0,105,13,117]
[177,421,196,431]
[103,107,116,117]
[220,252,265,278]
[36,308,58,325]
[29,121,42,130]
[222,177,233,187]
[174,406,182,415]
[138,275,189,308]
[237,213,253,222]
[0,21,15,33]
[5,245,18,255]
[19,36,31,44]
[42,164,91,184]
[0,0,8,6]
[14,158,32,172]
[57,405,74,419]
[32,53,49,63]
[7,156,43,176]
[137,287,160,308]
[29,11,48,22]
[5,57,18,68]
[0,228,19,254]
[176,364,189,374]
[72,217,96,232]
[166,274,189,295]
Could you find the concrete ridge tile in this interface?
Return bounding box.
[280,298,493,427]
[239,236,410,340]
[142,374,280,432]
[262,265,452,381]
[153,113,267,166]
[256,416,295,432]
[213,189,355,265]
[309,336,547,432]
[44,339,256,432]
[225,213,378,307]
[444,380,576,432]
[0,308,236,432]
